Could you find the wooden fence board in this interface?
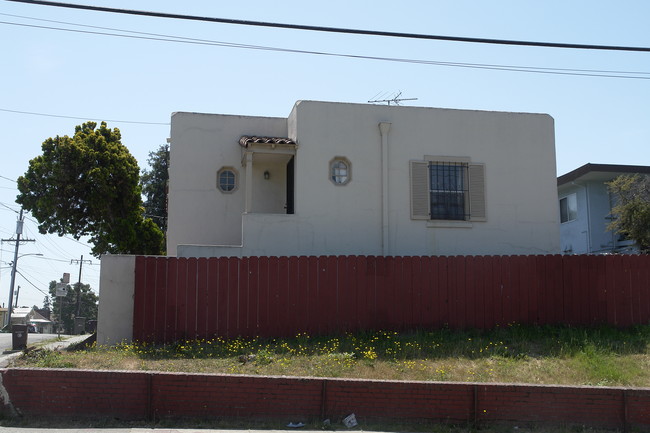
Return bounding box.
[206,258,219,338]
[267,257,280,337]
[624,255,636,326]
[246,257,260,336]
[132,256,146,341]
[257,257,270,336]
[175,258,188,341]
[337,255,351,333]
[355,255,370,331]
[131,254,650,343]
[166,258,179,341]
[216,258,229,337]
[237,257,248,336]
[637,255,650,323]
[196,258,209,339]
[482,256,495,329]
[297,256,310,335]
[153,258,168,343]
[614,255,631,327]
[594,255,608,325]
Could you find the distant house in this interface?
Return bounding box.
[557,163,650,254]
[11,307,53,333]
[167,100,560,257]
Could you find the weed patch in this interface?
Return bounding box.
[10,324,650,387]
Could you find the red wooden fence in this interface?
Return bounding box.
[133,255,650,343]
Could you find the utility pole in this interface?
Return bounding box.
[1,209,35,327]
[71,255,92,317]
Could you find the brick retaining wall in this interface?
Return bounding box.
[2,368,650,430]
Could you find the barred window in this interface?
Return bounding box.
[429,163,468,220]
[410,158,486,222]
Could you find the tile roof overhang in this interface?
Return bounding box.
[239,136,296,148]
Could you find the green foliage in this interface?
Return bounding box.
[16,121,164,257]
[607,174,650,252]
[49,280,98,334]
[140,144,169,236]
[571,343,630,385]
[42,295,52,312]
[20,349,75,368]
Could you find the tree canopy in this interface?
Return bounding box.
[141,143,169,235]
[607,174,650,253]
[16,121,164,257]
[48,281,98,334]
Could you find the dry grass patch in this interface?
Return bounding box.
[11,324,650,387]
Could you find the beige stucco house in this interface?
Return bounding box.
[167,101,559,257]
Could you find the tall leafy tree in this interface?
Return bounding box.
[607,174,650,252]
[49,281,98,334]
[141,143,169,235]
[16,122,164,257]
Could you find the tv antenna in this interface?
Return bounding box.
[368,91,417,106]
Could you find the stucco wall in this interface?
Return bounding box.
[167,112,287,253]
[97,255,136,345]
[169,101,560,258]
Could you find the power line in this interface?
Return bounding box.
[15,269,49,296]
[0,202,19,214]
[0,108,169,125]
[2,19,649,80]
[6,0,650,53]
[0,175,17,183]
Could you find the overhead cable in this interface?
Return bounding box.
[1,19,648,80]
[0,108,169,125]
[5,0,650,52]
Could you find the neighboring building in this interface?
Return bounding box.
[557,163,650,254]
[11,307,54,333]
[167,100,560,258]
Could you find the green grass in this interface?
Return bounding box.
[12,324,650,388]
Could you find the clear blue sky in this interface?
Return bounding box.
[1,0,649,309]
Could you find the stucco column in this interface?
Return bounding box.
[244,152,253,213]
[379,122,391,255]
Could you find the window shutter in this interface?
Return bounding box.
[410,160,430,220]
[468,163,486,221]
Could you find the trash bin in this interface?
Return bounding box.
[12,324,28,351]
[74,317,86,335]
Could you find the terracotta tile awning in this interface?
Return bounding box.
[239,136,296,147]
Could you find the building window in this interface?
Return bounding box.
[410,157,486,222]
[330,157,351,185]
[429,162,468,220]
[559,193,577,223]
[217,167,238,193]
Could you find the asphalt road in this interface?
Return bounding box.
[0,332,64,353]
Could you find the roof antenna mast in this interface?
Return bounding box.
[368,91,418,106]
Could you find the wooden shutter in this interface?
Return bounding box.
[468,163,486,221]
[410,160,430,220]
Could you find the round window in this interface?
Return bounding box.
[217,168,237,193]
